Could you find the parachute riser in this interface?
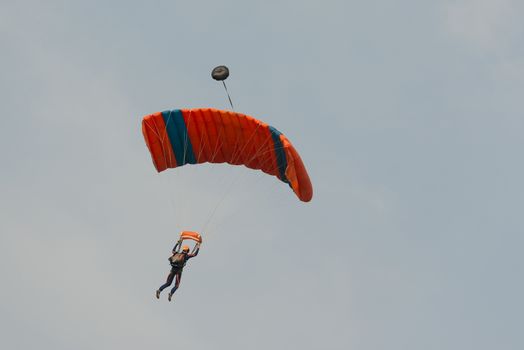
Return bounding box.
[222,81,234,110]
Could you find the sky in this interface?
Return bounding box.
[1,0,523,349]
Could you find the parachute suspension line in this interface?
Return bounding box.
[230,122,262,165]
[210,128,225,164]
[201,133,275,235]
[201,123,229,235]
[143,113,176,169]
[201,114,258,234]
[203,66,276,234]
[201,178,234,235]
[222,81,234,110]
[199,123,222,234]
[228,124,245,166]
[231,145,287,203]
[227,135,286,207]
[144,119,169,169]
[194,117,208,164]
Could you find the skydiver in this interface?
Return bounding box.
[155,241,200,301]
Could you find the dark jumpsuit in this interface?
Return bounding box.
[158,242,199,295]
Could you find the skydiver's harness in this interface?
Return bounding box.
[169,252,188,269]
[169,238,200,270]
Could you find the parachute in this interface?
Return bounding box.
[141,108,313,202]
[211,66,229,81]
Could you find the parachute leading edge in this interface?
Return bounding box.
[142,108,313,202]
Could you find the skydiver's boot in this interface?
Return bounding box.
[168,292,173,302]
[156,290,160,299]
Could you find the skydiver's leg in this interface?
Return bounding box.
[158,270,175,292]
[169,271,182,295]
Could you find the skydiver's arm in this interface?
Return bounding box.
[172,241,181,254]
[187,245,200,258]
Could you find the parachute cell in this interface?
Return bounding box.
[141,108,313,202]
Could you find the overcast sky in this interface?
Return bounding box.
[1,1,523,349]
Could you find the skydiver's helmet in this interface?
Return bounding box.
[182,245,190,253]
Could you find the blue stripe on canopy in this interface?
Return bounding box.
[268,126,289,184]
[162,110,196,166]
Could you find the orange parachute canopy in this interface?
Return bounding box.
[141,108,312,202]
